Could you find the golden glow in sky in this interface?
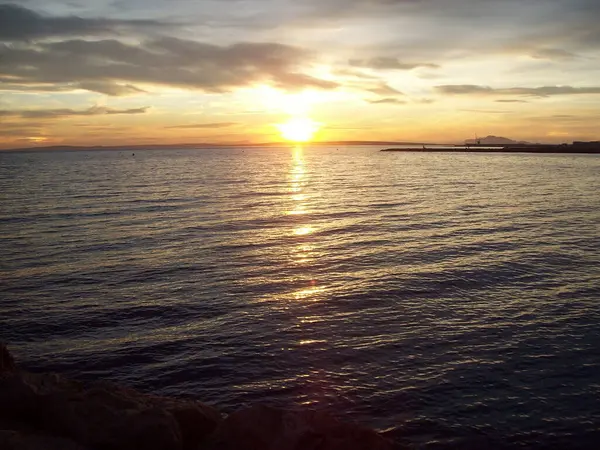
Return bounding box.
[277,117,320,142]
[260,87,322,142]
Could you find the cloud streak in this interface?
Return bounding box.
[436,85,600,97]
[367,98,406,105]
[349,57,439,70]
[364,82,404,96]
[165,122,238,129]
[0,106,149,119]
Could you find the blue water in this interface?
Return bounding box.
[1,147,600,448]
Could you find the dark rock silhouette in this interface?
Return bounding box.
[205,404,392,450]
[0,344,393,450]
[0,344,15,373]
[0,430,88,450]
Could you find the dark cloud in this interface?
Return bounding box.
[0,105,149,119]
[0,37,337,95]
[495,99,528,103]
[0,3,173,41]
[436,85,600,97]
[165,122,238,129]
[349,57,439,70]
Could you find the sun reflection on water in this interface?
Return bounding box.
[286,146,323,303]
[294,226,314,236]
[294,285,325,300]
[288,146,314,238]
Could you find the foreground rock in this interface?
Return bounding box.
[0,344,393,450]
[0,430,88,450]
[206,404,392,450]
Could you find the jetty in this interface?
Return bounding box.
[381,141,600,154]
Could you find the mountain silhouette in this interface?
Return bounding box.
[465,135,532,145]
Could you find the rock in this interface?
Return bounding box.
[77,381,223,449]
[0,373,40,424]
[38,384,183,450]
[0,430,88,450]
[0,368,84,426]
[1,345,389,450]
[118,407,183,450]
[0,343,16,373]
[0,344,223,450]
[162,401,222,450]
[204,404,393,450]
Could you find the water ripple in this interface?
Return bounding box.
[1,147,600,449]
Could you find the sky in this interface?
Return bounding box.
[1,0,599,148]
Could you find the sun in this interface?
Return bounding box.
[277,117,319,142]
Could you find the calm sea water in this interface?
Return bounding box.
[1,147,600,448]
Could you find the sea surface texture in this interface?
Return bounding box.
[1,147,599,448]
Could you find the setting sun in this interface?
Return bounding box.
[277,118,319,142]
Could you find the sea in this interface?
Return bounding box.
[1,146,599,449]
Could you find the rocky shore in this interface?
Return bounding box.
[0,344,393,450]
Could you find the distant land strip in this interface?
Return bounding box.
[381,143,600,154]
[1,141,433,153]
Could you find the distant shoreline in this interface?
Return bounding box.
[0,141,431,153]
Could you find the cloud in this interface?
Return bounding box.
[349,57,439,70]
[365,82,404,96]
[461,109,512,114]
[530,48,578,60]
[367,98,406,105]
[0,80,144,96]
[0,106,149,119]
[0,127,44,137]
[436,85,494,95]
[333,68,381,80]
[0,3,173,41]
[436,84,600,97]
[282,0,600,66]
[526,113,600,123]
[165,122,238,129]
[77,82,147,96]
[0,37,337,95]
[495,99,528,103]
[519,1,600,52]
[296,0,526,22]
[0,79,149,96]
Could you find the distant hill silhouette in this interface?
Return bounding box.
[465,135,532,145]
